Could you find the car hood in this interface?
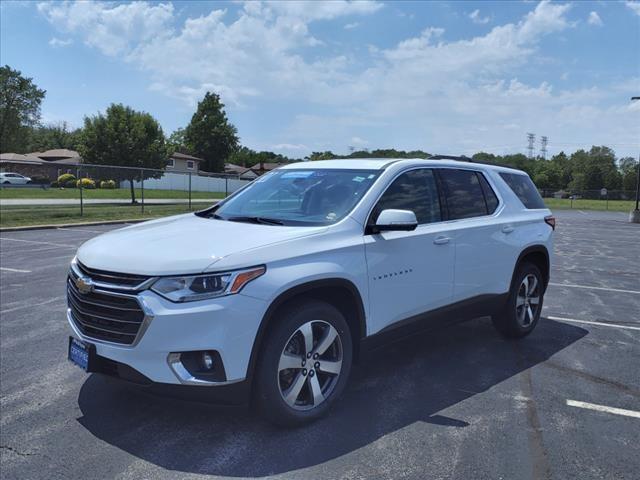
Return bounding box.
[76,213,328,276]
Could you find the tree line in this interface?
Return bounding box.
[1,64,638,201]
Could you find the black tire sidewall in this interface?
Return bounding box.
[255,299,353,427]
[494,262,544,338]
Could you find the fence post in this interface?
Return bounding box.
[188,172,192,211]
[225,177,228,197]
[570,196,573,209]
[606,191,609,210]
[77,167,83,217]
[140,169,144,214]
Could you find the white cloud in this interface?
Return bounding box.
[350,136,369,146]
[48,37,73,47]
[36,0,639,157]
[469,9,490,25]
[626,1,640,16]
[587,11,602,26]
[344,22,360,29]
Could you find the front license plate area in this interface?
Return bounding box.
[68,337,94,371]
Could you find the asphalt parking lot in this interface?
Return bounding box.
[1,209,639,480]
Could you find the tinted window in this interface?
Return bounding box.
[499,172,545,209]
[478,173,499,213]
[372,169,441,224]
[439,169,488,220]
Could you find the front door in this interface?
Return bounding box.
[364,168,455,335]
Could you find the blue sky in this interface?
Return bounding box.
[1,1,639,158]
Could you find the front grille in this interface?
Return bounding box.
[67,277,146,345]
[77,261,150,289]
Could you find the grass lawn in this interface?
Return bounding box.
[544,198,635,212]
[0,202,213,228]
[0,187,224,200]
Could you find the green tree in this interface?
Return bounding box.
[0,65,46,152]
[26,122,82,152]
[620,157,639,192]
[79,104,170,204]
[167,128,189,154]
[184,92,239,172]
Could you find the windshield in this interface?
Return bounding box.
[213,168,381,226]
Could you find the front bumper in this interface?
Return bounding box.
[67,289,268,386]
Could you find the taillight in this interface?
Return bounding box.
[544,215,556,230]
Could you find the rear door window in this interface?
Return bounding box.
[499,172,545,209]
[478,173,499,214]
[438,169,488,220]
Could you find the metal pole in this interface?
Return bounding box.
[225,177,228,197]
[188,173,192,211]
[77,167,83,217]
[606,191,608,211]
[140,169,144,214]
[635,154,640,211]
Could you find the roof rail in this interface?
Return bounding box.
[428,154,473,162]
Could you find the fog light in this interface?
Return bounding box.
[202,352,214,370]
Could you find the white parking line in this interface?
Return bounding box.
[546,315,640,331]
[0,267,31,273]
[566,400,640,419]
[0,296,66,314]
[0,237,76,248]
[549,282,640,295]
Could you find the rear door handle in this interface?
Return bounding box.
[502,226,515,234]
[433,236,451,245]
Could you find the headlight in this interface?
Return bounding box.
[151,266,266,302]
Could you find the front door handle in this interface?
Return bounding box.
[433,235,451,245]
[502,225,515,234]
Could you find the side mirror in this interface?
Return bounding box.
[371,209,418,233]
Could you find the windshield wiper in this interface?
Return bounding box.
[225,216,285,225]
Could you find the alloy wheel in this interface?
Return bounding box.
[278,320,343,411]
[516,273,541,327]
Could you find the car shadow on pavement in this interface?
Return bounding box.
[77,317,587,477]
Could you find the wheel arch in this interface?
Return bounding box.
[245,278,367,387]
[511,245,550,292]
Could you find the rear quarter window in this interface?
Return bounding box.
[499,172,545,209]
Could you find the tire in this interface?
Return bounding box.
[492,261,544,338]
[2,181,10,185]
[254,299,353,427]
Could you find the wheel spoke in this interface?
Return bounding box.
[522,276,529,295]
[279,352,301,372]
[516,295,526,307]
[526,305,534,325]
[283,372,307,406]
[517,305,527,324]
[318,359,342,375]
[309,374,324,405]
[313,325,338,356]
[528,276,538,296]
[298,322,314,355]
[529,296,540,305]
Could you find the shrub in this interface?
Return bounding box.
[57,173,76,185]
[64,180,77,188]
[100,179,116,189]
[50,181,59,188]
[76,178,96,189]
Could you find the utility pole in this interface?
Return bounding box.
[629,97,639,223]
[527,133,536,159]
[540,136,548,160]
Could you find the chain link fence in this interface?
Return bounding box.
[0,163,251,228]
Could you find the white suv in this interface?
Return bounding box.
[67,158,555,425]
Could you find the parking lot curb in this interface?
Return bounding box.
[0,218,149,232]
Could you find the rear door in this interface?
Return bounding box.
[364,168,455,334]
[437,168,514,302]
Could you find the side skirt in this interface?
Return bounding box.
[360,293,509,355]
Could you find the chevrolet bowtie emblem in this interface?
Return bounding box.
[75,276,94,294]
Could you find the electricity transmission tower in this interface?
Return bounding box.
[540,136,548,160]
[526,133,536,159]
